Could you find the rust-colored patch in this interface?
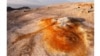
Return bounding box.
[41,19,86,53]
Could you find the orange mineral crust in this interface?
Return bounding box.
[40,18,87,55]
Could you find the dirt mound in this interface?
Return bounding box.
[7,2,94,56]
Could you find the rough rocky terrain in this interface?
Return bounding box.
[7,2,94,56]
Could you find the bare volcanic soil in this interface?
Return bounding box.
[7,2,94,56]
